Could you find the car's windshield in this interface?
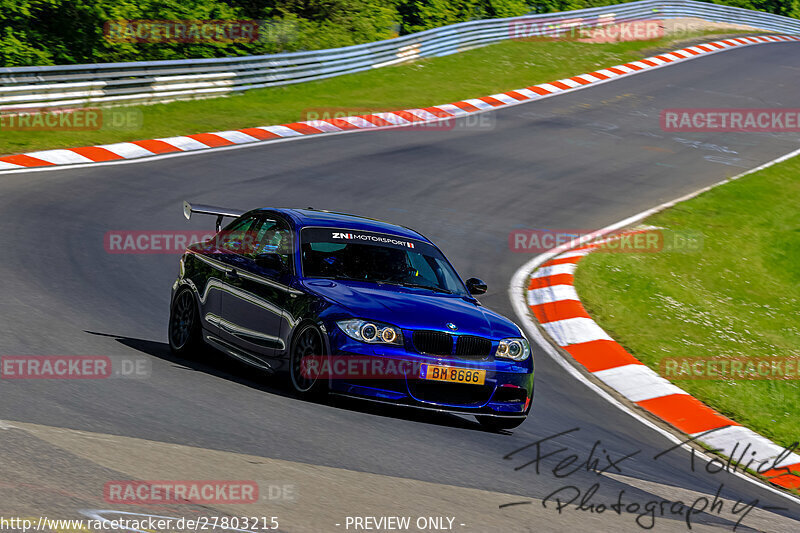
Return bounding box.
[301,227,467,296]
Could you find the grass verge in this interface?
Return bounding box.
[1,30,750,156]
[574,155,800,449]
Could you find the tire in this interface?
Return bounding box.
[168,288,203,356]
[289,323,327,396]
[477,416,526,432]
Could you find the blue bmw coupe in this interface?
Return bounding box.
[170,202,534,430]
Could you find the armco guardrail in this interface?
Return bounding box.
[1,0,799,112]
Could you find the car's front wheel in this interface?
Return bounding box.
[289,323,327,396]
[169,288,203,355]
[477,416,526,432]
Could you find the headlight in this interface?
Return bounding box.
[495,338,530,361]
[337,319,403,346]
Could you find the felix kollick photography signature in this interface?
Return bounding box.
[499,427,798,530]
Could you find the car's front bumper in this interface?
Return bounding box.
[323,329,534,418]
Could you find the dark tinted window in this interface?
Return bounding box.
[301,228,466,296]
[220,216,293,265]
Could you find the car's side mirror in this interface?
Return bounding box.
[255,252,287,273]
[466,278,487,295]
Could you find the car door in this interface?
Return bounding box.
[184,247,227,341]
[216,214,295,363]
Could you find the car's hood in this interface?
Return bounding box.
[302,279,520,338]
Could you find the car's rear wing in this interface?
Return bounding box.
[183,201,245,231]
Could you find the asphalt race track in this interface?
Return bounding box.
[1,42,800,532]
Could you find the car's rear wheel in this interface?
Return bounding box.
[477,416,526,432]
[169,288,202,355]
[290,323,327,396]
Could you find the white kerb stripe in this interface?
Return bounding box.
[593,364,687,402]
[405,108,440,121]
[531,263,577,279]
[541,317,613,346]
[24,150,94,165]
[556,78,582,88]
[611,65,635,74]
[528,284,578,305]
[433,104,469,116]
[557,248,595,260]
[536,83,562,93]
[575,74,601,83]
[488,93,521,105]
[512,88,538,99]
[302,120,341,133]
[340,116,376,128]
[212,130,260,144]
[260,125,303,137]
[594,69,620,78]
[461,98,494,110]
[157,136,211,151]
[0,161,24,170]
[98,142,155,159]
[693,425,800,470]
[373,112,412,125]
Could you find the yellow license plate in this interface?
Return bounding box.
[420,364,485,385]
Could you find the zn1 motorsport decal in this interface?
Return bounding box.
[331,231,415,248]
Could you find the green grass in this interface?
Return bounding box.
[1,30,744,156]
[574,156,800,449]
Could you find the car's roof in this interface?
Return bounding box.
[260,208,429,242]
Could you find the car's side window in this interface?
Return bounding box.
[252,219,293,262]
[242,216,294,278]
[218,216,261,255]
[219,215,294,276]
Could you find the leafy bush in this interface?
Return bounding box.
[0,0,797,66]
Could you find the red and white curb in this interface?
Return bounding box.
[511,145,800,498]
[1,34,799,173]
[529,233,800,490]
